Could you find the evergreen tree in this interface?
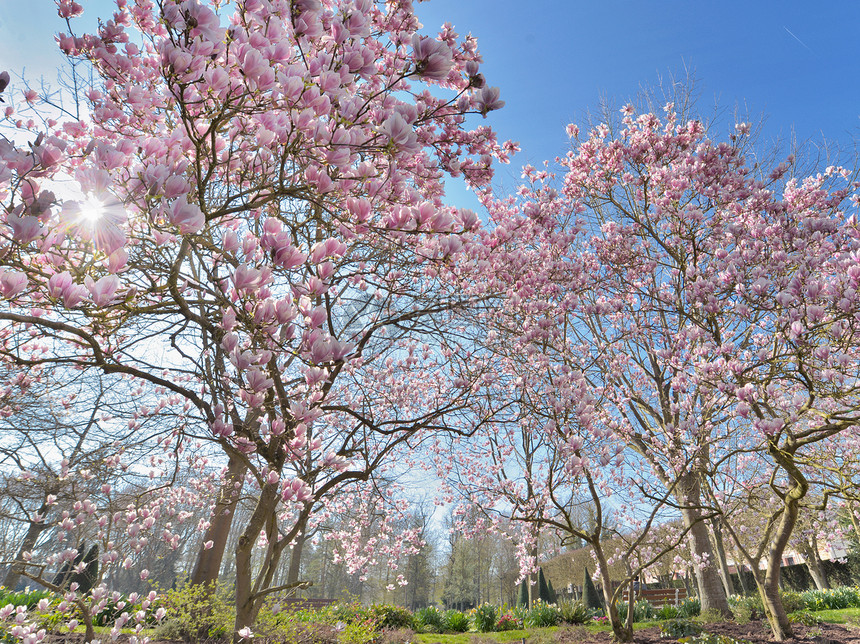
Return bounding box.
[583,567,603,610]
[538,568,552,603]
[72,544,99,594]
[517,578,529,607]
[547,578,557,603]
[52,544,85,589]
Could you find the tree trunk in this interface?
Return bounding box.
[759,567,792,641]
[3,505,49,589]
[801,535,829,590]
[710,516,735,597]
[735,562,749,595]
[286,527,307,586]
[191,454,247,587]
[593,544,632,643]
[527,542,538,608]
[677,475,732,617]
[234,482,281,641]
[755,442,809,641]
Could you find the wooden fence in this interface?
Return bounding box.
[621,587,688,606]
[280,598,338,611]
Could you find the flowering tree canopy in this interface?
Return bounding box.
[0,0,513,636]
[459,105,860,640]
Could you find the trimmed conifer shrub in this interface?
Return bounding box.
[583,567,603,610]
[517,578,529,607]
[538,568,552,603]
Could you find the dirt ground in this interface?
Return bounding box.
[541,619,860,644]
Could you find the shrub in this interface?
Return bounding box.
[659,618,704,639]
[510,603,529,623]
[582,568,603,610]
[654,603,679,620]
[779,590,804,614]
[615,598,654,623]
[697,608,725,624]
[413,606,444,633]
[370,604,413,630]
[799,585,860,610]
[676,596,701,618]
[442,610,469,633]
[635,598,656,622]
[154,582,234,642]
[0,589,55,610]
[538,569,552,604]
[494,613,521,631]
[337,618,379,644]
[557,599,590,625]
[331,602,374,625]
[727,593,762,621]
[517,579,529,607]
[472,603,497,632]
[523,600,560,628]
[788,610,821,626]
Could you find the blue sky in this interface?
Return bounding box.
[413,1,860,204]
[3,1,858,206]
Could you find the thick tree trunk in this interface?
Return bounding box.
[3,506,49,589]
[677,475,732,617]
[234,483,283,641]
[759,568,792,641]
[710,516,735,597]
[755,442,809,641]
[191,454,247,587]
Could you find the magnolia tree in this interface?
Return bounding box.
[689,163,860,640]
[0,450,200,644]
[473,107,860,640]
[0,367,179,591]
[444,204,713,641]
[460,111,740,619]
[0,0,512,637]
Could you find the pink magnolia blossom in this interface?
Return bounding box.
[379,113,419,154]
[6,214,41,244]
[232,264,263,294]
[169,200,205,234]
[47,272,74,300]
[0,269,27,298]
[411,34,454,80]
[476,86,505,116]
[84,275,119,307]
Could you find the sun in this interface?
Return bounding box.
[80,194,106,224]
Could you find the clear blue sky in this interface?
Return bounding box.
[3,1,858,205]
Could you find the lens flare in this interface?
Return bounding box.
[80,194,105,224]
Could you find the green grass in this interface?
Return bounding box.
[415,627,555,643]
[413,608,860,643]
[811,607,860,624]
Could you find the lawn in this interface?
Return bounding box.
[413,608,860,643]
[415,627,556,643]
[807,606,860,624]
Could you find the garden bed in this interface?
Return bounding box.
[417,619,860,644]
